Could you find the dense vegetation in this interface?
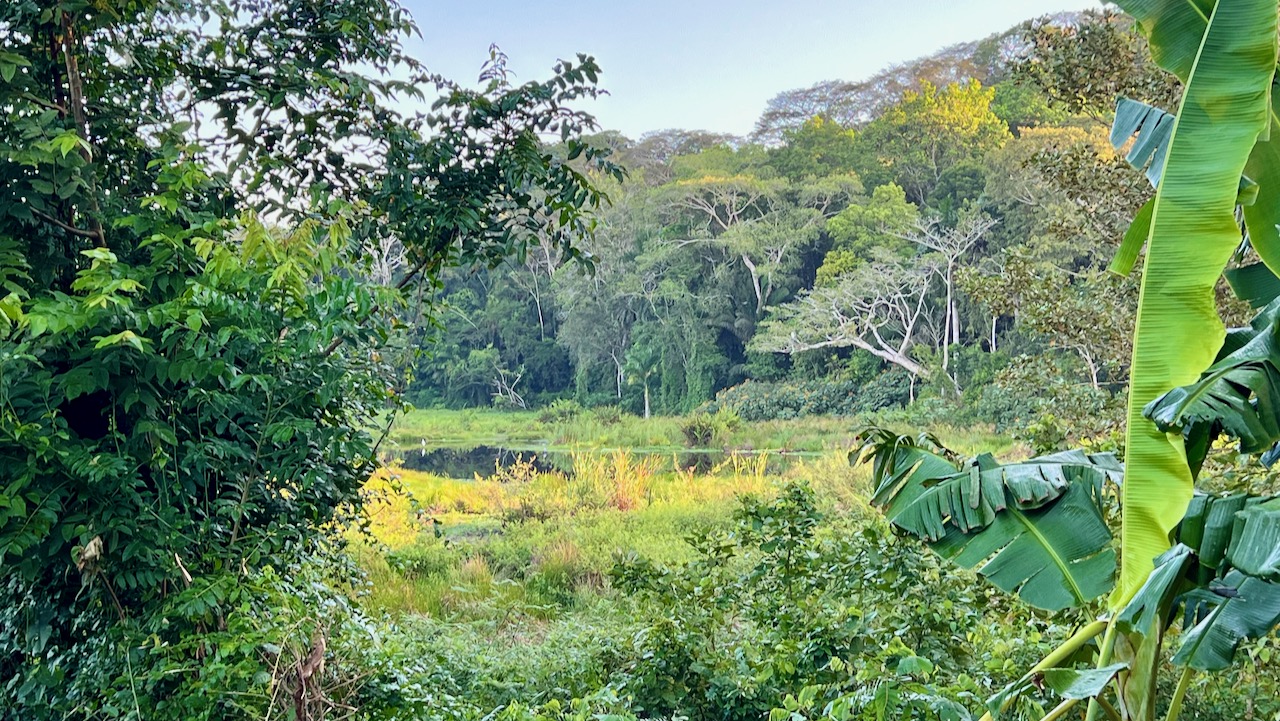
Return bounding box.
[4,1,1280,721]
[406,10,1179,453]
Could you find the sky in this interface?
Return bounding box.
[400,0,1107,139]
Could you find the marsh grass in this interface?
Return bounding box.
[387,407,1014,457]
[358,411,1014,621]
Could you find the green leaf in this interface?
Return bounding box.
[1145,299,1280,472]
[1112,0,1213,82]
[1110,197,1154,276]
[1225,262,1280,308]
[93,330,146,352]
[1227,497,1280,581]
[1109,0,1278,604]
[1110,98,1173,186]
[1041,663,1129,700]
[1174,570,1280,670]
[861,431,1120,611]
[1116,544,1192,636]
[1242,80,1280,276]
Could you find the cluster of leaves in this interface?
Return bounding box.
[2,545,447,720]
[0,0,619,716]
[703,374,910,422]
[609,482,1055,721]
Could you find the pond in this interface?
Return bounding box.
[384,444,821,479]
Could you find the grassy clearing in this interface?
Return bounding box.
[351,443,874,619]
[387,407,1021,457]
[359,410,1016,621]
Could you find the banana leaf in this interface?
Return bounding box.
[1116,544,1193,637]
[1243,80,1280,276]
[1114,0,1214,82]
[1174,570,1280,670]
[860,431,1121,612]
[1226,496,1280,581]
[1110,98,1174,187]
[1145,297,1280,474]
[1108,0,1278,602]
[1042,663,1131,700]
[1225,261,1280,308]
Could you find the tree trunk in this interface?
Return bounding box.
[942,261,954,371]
[742,254,765,316]
[643,382,651,419]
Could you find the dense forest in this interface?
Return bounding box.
[6,2,1280,721]
[408,10,1177,447]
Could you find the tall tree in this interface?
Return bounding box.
[852,80,1009,203]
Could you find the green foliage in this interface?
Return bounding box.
[538,398,587,424]
[611,482,1048,721]
[858,429,1122,611]
[767,117,861,181]
[851,80,1009,204]
[0,0,619,715]
[2,546,439,720]
[705,373,910,422]
[1012,10,1180,119]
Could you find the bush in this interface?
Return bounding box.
[680,413,721,447]
[609,482,1057,721]
[1,549,441,721]
[705,372,910,422]
[537,398,586,424]
[591,405,624,426]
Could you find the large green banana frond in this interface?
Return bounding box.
[1109,0,1277,604]
[1117,0,1215,82]
[858,431,1120,612]
[1145,298,1280,475]
[1119,0,1280,283]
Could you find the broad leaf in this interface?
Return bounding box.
[1174,570,1280,670]
[1227,496,1280,581]
[1110,98,1173,186]
[861,432,1120,612]
[1225,262,1280,308]
[1145,298,1280,474]
[1116,544,1193,637]
[1111,0,1213,82]
[1243,80,1280,276]
[1041,663,1130,700]
[1110,197,1154,276]
[1108,0,1278,602]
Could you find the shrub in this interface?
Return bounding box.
[537,398,586,424]
[591,405,625,426]
[680,413,721,447]
[706,372,910,422]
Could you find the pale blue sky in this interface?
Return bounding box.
[400,0,1107,138]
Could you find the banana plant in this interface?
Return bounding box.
[857,1,1280,719]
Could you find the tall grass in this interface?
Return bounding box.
[356,410,1013,622]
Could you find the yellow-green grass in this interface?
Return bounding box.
[352,449,875,619]
[387,407,1017,458]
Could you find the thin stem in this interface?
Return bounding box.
[1084,618,1121,721]
[1095,694,1122,721]
[1040,698,1080,721]
[1164,665,1194,721]
[59,10,105,246]
[978,619,1109,721]
[30,207,99,239]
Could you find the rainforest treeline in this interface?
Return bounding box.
[407,10,1181,441]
